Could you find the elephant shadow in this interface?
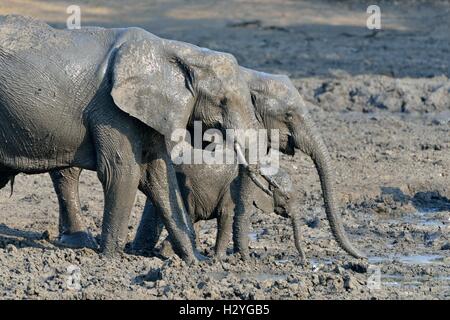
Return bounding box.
[0,223,49,250]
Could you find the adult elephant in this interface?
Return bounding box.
[48,66,365,259]
[232,67,365,259]
[0,15,259,262]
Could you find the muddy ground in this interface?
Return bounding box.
[0,0,449,300]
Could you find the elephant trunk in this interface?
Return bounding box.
[290,213,306,263]
[293,115,365,259]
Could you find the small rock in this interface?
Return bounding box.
[440,242,450,250]
[307,217,321,228]
[333,264,345,274]
[156,280,167,288]
[344,261,368,273]
[343,274,359,291]
[197,282,207,289]
[41,230,50,241]
[422,267,432,276]
[5,244,17,253]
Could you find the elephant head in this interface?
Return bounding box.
[107,33,259,261]
[253,167,306,262]
[241,67,365,259]
[110,35,257,151]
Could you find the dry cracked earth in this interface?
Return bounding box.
[0,0,449,299]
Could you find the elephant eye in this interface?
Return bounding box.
[250,93,257,106]
[285,112,293,121]
[220,97,228,107]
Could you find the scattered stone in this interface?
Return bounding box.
[343,261,368,274]
[307,217,321,229]
[343,274,360,291]
[41,230,50,241]
[5,244,17,254]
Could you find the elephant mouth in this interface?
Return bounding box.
[287,135,296,156]
[274,206,290,218]
[279,135,296,156]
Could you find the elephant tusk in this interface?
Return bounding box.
[260,171,290,199]
[234,142,291,199]
[259,171,282,192]
[234,141,247,166]
[234,142,274,197]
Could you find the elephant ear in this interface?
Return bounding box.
[253,190,274,214]
[110,40,195,138]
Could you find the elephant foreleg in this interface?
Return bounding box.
[50,167,97,249]
[93,125,142,256]
[215,192,234,258]
[159,222,200,258]
[139,143,199,263]
[232,168,255,259]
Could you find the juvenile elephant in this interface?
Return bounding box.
[49,66,365,259]
[0,15,260,262]
[132,162,306,261]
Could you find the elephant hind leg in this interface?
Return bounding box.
[50,167,97,249]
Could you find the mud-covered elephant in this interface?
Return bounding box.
[131,162,307,261]
[231,67,365,259]
[48,65,365,259]
[0,15,260,262]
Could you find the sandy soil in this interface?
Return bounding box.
[0,0,449,299]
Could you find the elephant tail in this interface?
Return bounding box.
[9,175,15,197]
[0,174,15,197]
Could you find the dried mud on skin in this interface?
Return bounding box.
[0,0,449,299]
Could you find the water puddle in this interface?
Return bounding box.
[381,274,450,289]
[310,258,334,268]
[248,229,265,242]
[399,254,442,264]
[248,232,258,242]
[209,271,287,282]
[250,273,288,282]
[368,254,443,265]
[274,258,291,265]
[385,210,448,228]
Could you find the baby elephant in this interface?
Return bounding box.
[132,162,306,261]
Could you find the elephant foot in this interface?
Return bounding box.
[58,231,98,249]
[131,239,155,253]
[194,251,208,262]
[158,240,206,264]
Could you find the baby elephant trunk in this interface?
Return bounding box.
[290,214,306,263]
[271,177,306,263]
